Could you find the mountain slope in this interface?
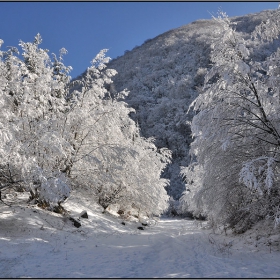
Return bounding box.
[107,9,278,200]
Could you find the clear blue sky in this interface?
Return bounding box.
[0,2,278,78]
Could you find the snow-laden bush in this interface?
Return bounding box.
[29,167,70,207]
[179,163,205,218]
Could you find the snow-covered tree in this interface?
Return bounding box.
[0,35,171,217]
[0,34,74,209]
[181,10,280,232]
[65,51,171,216]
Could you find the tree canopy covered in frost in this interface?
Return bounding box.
[181,9,280,232]
[0,34,171,217]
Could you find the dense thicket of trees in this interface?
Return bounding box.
[180,10,280,233]
[0,34,171,217]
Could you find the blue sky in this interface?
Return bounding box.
[0,2,278,78]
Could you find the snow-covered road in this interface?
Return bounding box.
[1,200,280,278]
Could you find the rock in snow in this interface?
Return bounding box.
[69,217,81,228]
[80,210,88,219]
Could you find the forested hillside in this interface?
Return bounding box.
[107,9,277,202]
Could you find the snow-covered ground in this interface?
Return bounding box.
[1,190,280,278]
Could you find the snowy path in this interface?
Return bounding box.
[0,190,280,278]
[1,194,280,278]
